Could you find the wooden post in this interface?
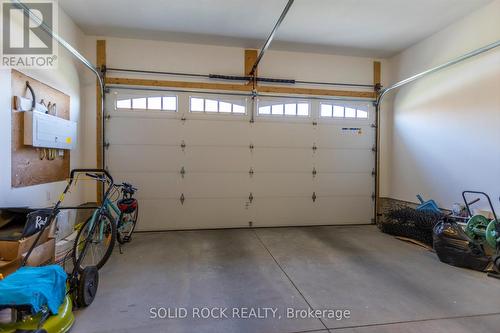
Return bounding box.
[244,49,258,86]
[373,61,381,89]
[373,60,381,223]
[96,40,106,202]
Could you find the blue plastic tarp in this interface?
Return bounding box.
[0,265,66,314]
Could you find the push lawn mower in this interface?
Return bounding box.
[462,191,500,275]
[0,169,113,333]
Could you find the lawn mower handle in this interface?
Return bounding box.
[462,191,498,221]
[70,168,113,185]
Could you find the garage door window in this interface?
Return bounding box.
[116,96,177,111]
[320,103,369,119]
[190,97,246,114]
[258,102,310,117]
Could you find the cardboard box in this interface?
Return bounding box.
[0,229,53,278]
[0,227,50,261]
[0,239,55,278]
[0,257,22,278]
[23,238,55,267]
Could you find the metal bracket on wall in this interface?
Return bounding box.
[180,193,185,205]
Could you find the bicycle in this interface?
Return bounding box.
[72,170,139,271]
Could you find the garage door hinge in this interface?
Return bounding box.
[180,140,186,151]
[312,143,317,152]
[104,87,110,94]
[249,143,254,151]
[249,167,254,177]
[180,166,186,178]
[181,116,187,123]
[371,145,377,152]
[312,192,317,202]
[180,193,185,205]
[312,167,317,177]
[104,142,110,150]
[371,168,376,176]
[370,123,377,128]
[312,121,318,126]
[104,114,111,120]
[371,192,376,201]
[249,192,254,203]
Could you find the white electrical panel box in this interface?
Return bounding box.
[24,111,77,150]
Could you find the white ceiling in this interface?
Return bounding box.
[59,0,492,58]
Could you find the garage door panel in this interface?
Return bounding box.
[252,197,373,227]
[317,124,374,149]
[250,174,314,197]
[137,198,251,231]
[106,116,183,145]
[107,146,183,172]
[315,150,374,173]
[108,146,252,173]
[113,172,251,198]
[184,147,251,172]
[181,120,252,146]
[252,148,313,172]
[251,122,315,148]
[314,173,374,196]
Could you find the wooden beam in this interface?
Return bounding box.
[373,61,381,88]
[96,40,106,201]
[106,77,252,92]
[105,77,376,99]
[244,49,258,77]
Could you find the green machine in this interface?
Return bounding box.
[462,191,500,276]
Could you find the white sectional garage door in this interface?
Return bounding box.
[105,88,375,231]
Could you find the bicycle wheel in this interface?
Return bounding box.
[117,204,139,244]
[72,211,116,271]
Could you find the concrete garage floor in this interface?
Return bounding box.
[73,225,500,333]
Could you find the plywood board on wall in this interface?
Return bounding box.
[11,70,71,188]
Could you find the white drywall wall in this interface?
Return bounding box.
[81,36,388,203]
[0,6,88,208]
[385,0,500,211]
